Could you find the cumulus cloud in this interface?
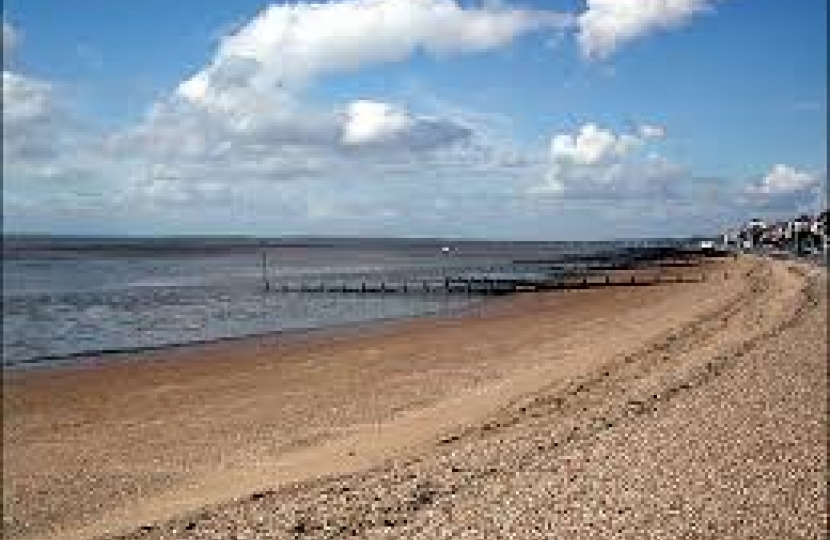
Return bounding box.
[534,122,673,196]
[3,19,16,61]
[3,3,809,238]
[578,0,715,59]
[5,0,719,230]
[1,5,509,230]
[342,101,413,146]
[341,100,471,149]
[3,23,88,168]
[2,71,52,126]
[2,71,67,162]
[535,125,823,221]
[114,0,535,182]
[180,0,571,104]
[4,70,106,196]
[748,164,820,195]
[115,94,471,169]
[549,123,649,166]
[638,123,666,139]
[740,164,825,213]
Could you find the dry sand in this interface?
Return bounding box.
[2,256,825,539]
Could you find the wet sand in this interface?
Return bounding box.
[4,256,825,539]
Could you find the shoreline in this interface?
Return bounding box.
[2,247,720,374]
[2,259,719,375]
[4,260,704,383]
[2,294,484,375]
[7,255,823,540]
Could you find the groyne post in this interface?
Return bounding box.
[261,251,270,292]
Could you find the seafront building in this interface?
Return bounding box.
[726,210,828,254]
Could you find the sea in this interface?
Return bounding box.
[2,236,692,370]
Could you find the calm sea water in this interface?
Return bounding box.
[2,236,685,369]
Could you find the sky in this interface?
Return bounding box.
[2,0,827,239]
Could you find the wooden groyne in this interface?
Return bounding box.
[259,248,729,297]
[268,273,706,296]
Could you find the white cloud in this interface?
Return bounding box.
[340,100,471,149]
[3,19,16,60]
[638,123,666,139]
[737,164,826,215]
[0,2,502,227]
[748,164,820,195]
[2,71,52,125]
[2,66,131,231]
[179,0,571,104]
[578,0,714,59]
[3,3,815,238]
[549,123,647,166]
[115,93,471,166]
[535,122,674,196]
[116,0,532,180]
[342,101,413,146]
[2,71,65,162]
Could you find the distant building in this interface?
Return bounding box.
[764,221,788,246]
[791,215,813,254]
[811,212,826,238]
[722,229,739,247]
[727,209,828,255]
[742,218,767,248]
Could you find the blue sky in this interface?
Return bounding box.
[3,0,827,239]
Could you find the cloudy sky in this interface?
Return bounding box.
[2,0,826,239]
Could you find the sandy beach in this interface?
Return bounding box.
[3,255,826,540]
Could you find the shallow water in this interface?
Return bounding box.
[2,237,683,369]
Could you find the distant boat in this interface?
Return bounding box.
[441,246,451,254]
